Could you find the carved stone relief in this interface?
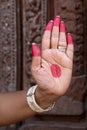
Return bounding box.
[0,0,17,92]
[0,0,17,129]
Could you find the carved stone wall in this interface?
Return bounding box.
[0,0,17,92]
[19,121,87,130]
[0,0,17,129]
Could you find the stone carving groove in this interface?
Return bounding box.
[0,0,17,92]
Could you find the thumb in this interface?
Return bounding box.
[31,43,41,69]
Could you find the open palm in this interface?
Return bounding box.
[31,16,73,97]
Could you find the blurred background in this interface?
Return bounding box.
[0,0,87,129]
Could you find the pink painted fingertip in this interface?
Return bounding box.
[60,21,66,32]
[32,43,41,56]
[54,16,60,26]
[45,20,53,31]
[67,33,73,44]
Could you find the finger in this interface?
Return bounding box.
[42,20,53,51]
[58,21,67,48]
[31,43,41,69]
[66,33,74,60]
[51,16,60,49]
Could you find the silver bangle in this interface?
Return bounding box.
[26,85,55,113]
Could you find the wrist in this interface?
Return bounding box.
[35,86,57,109]
[26,85,55,113]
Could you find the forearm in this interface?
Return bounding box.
[0,90,35,126]
[0,88,56,126]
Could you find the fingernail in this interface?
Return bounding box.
[60,21,66,32]
[45,20,53,31]
[32,43,41,56]
[54,16,60,26]
[67,33,73,44]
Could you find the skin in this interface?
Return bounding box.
[0,16,74,126]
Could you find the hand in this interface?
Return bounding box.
[31,16,74,108]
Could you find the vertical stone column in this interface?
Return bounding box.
[0,0,17,92]
[0,0,17,129]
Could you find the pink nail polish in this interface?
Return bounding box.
[54,16,60,26]
[45,20,53,31]
[60,21,66,32]
[32,43,41,56]
[67,33,73,44]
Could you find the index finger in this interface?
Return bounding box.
[41,20,53,51]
